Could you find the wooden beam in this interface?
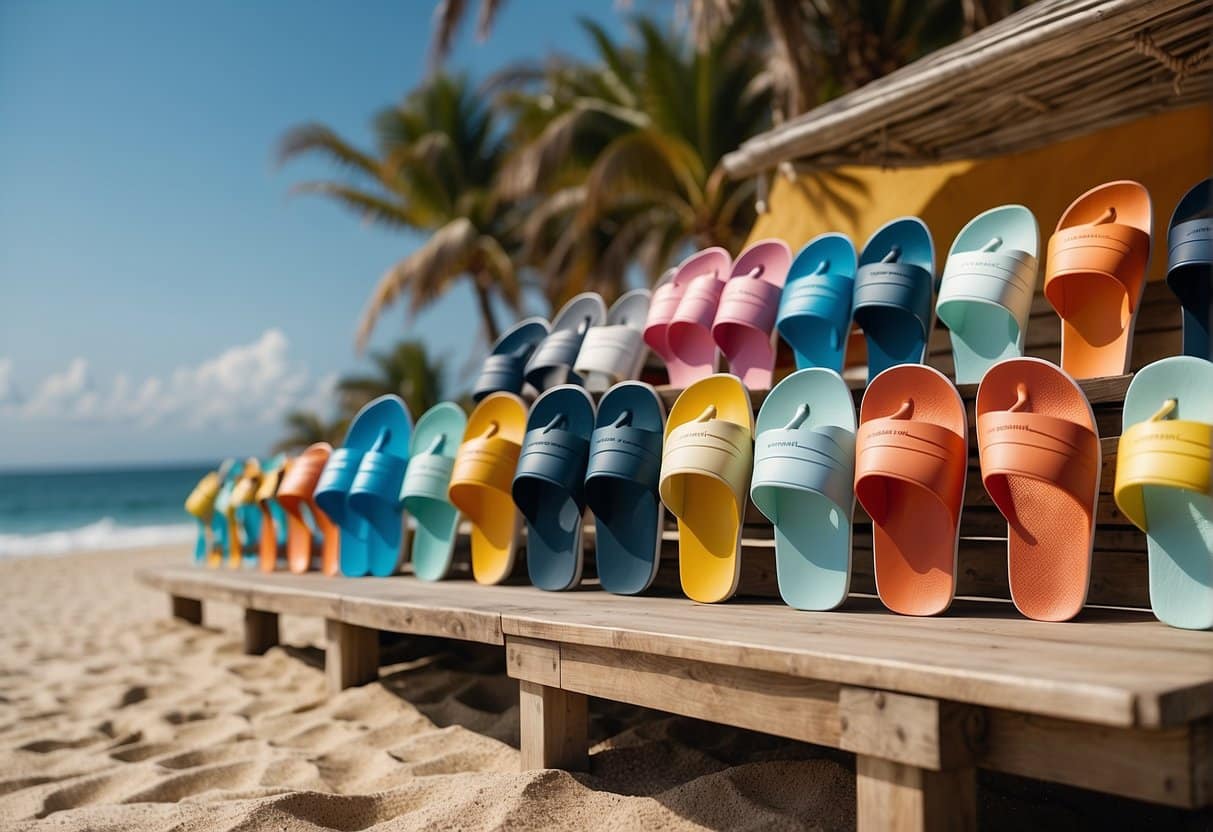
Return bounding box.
[840,688,984,770]
[856,756,976,832]
[519,680,588,771]
[170,595,202,625]
[243,608,279,655]
[507,636,561,687]
[324,618,378,694]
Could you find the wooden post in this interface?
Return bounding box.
[841,688,982,832]
[243,608,279,655]
[324,618,378,695]
[519,680,588,771]
[170,595,202,625]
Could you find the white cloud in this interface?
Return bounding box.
[0,329,335,430]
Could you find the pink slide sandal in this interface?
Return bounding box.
[653,248,732,387]
[712,239,792,390]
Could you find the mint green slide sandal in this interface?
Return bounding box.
[751,368,857,610]
[402,402,468,581]
[1115,356,1213,630]
[936,205,1039,384]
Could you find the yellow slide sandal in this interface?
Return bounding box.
[660,374,754,602]
[448,392,527,584]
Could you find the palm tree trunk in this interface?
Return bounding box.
[472,275,502,344]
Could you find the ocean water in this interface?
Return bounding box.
[0,464,214,557]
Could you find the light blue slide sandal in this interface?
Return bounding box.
[936,205,1040,384]
[1167,178,1212,361]
[777,233,856,373]
[853,218,935,383]
[209,462,240,566]
[402,402,467,581]
[348,397,413,577]
[1115,356,1213,630]
[584,381,666,595]
[750,368,857,610]
[315,395,410,577]
[512,385,596,590]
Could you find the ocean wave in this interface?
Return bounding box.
[0,517,195,558]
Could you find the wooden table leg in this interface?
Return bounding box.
[856,756,975,832]
[170,595,202,625]
[519,680,588,771]
[243,608,279,655]
[325,619,378,695]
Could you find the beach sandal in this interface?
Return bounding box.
[573,289,651,393]
[347,398,412,578]
[653,248,732,387]
[855,364,966,616]
[402,402,467,582]
[977,358,1101,622]
[473,317,550,402]
[209,463,241,566]
[524,293,607,393]
[777,233,857,373]
[185,466,224,563]
[1167,178,1212,361]
[276,443,340,575]
[315,395,410,578]
[1116,356,1213,630]
[448,392,527,584]
[1045,180,1152,379]
[852,218,936,383]
[711,239,792,389]
[255,454,289,573]
[659,374,754,603]
[937,205,1040,384]
[751,368,857,611]
[228,459,265,569]
[584,381,666,595]
[512,386,596,591]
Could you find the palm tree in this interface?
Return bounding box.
[279,74,522,349]
[273,410,348,453]
[496,11,774,291]
[336,339,446,419]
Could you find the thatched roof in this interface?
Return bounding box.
[722,0,1212,177]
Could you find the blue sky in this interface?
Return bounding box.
[0,0,653,470]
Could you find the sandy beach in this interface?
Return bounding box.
[2,546,1205,831]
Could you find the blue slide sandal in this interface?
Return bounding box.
[1167,178,1212,361]
[584,381,666,595]
[315,395,411,577]
[402,402,467,581]
[777,233,856,373]
[524,293,607,393]
[936,205,1039,384]
[853,218,935,383]
[751,368,857,610]
[473,317,550,402]
[512,385,596,590]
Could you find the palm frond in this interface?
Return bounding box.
[276,124,381,178]
[288,181,424,230]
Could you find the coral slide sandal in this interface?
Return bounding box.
[402,403,467,582]
[255,455,289,572]
[513,386,595,591]
[448,392,527,584]
[855,365,966,616]
[1116,356,1213,630]
[659,374,754,603]
[937,205,1039,384]
[1167,178,1212,361]
[473,317,550,402]
[852,218,936,383]
[711,239,792,389]
[315,395,409,577]
[574,289,651,393]
[276,443,339,575]
[585,382,666,595]
[751,368,857,610]
[1045,180,1152,379]
[977,358,1100,621]
[777,233,857,373]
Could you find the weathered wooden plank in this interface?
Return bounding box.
[839,688,984,770]
[170,595,202,625]
[519,680,588,771]
[506,636,561,687]
[324,619,379,694]
[856,756,976,832]
[242,608,279,655]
